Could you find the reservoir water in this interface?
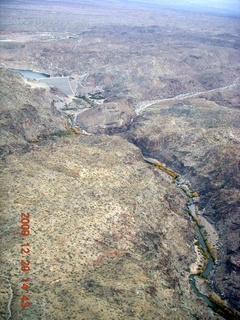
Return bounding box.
[10,68,73,96]
[11,69,50,79]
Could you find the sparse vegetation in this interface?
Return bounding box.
[75,95,94,107]
[155,163,179,179]
[209,294,240,320]
[1,0,239,317]
[192,192,199,197]
[194,240,200,247]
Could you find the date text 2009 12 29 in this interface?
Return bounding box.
[20,212,31,309]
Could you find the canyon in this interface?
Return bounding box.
[0,1,240,319]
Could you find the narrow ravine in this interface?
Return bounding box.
[144,157,240,320]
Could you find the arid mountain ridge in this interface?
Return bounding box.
[0,0,240,319]
[1,69,224,320]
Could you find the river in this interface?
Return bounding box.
[144,157,240,320]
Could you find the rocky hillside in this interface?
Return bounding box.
[76,100,135,134]
[0,69,67,156]
[126,94,240,311]
[0,70,223,320]
[0,0,239,318]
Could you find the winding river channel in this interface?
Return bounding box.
[144,157,240,320]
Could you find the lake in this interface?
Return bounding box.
[11,68,73,96]
[11,69,50,79]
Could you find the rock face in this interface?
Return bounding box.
[126,95,240,311]
[0,69,66,156]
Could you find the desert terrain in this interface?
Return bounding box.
[0,0,239,319]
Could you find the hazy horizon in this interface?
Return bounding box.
[5,0,239,16]
[122,0,240,16]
